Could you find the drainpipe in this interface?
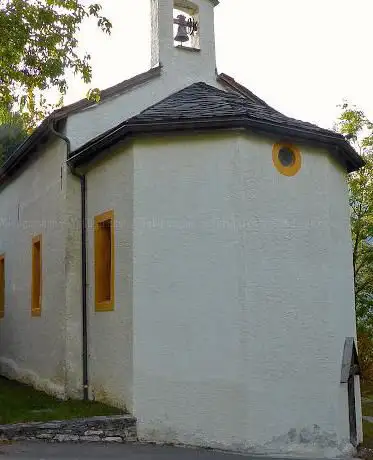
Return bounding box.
[49,122,89,401]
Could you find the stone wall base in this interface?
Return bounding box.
[0,415,137,443]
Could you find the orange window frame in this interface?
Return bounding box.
[31,235,42,317]
[94,210,115,312]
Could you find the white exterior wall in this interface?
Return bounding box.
[66,0,221,151]
[131,133,360,456]
[85,145,134,410]
[64,170,85,399]
[66,67,223,153]
[0,0,223,400]
[151,0,217,77]
[0,138,68,397]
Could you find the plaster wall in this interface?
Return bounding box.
[0,0,222,399]
[131,133,360,456]
[0,138,68,397]
[66,0,221,151]
[64,169,85,399]
[66,70,224,153]
[85,144,134,411]
[151,0,217,77]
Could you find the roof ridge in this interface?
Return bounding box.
[217,73,273,108]
[127,82,216,120]
[121,81,345,144]
[127,81,263,124]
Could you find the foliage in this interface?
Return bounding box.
[336,103,373,334]
[336,103,373,382]
[357,330,373,381]
[0,108,28,165]
[0,0,112,129]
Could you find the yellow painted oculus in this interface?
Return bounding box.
[273,143,301,176]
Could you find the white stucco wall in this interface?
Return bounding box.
[85,144,134,410]
[0,0,360,452]
[66,0,221,151]
[131,133,360,456]
[0,0,224,401]
[64,169,85,399]
[66,69,224,153]
[151,0,217,78]
[0,138,68,397]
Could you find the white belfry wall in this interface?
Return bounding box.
[0,138,68,398]
[66,0,220,151]
[131,133,360,455]
[151,0,217,78]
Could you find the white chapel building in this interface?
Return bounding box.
[0,0,364,455]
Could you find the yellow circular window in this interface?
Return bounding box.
[272,143,301,176]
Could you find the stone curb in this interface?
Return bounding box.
[0,415,137,443]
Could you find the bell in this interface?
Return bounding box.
[174,15,190,44]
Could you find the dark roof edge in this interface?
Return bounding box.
[52,66,162,120]
[68,116,364,173]
[0,66,162,184]
[217,73,272,108]
[0,119,51,183]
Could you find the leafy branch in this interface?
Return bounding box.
[0,0,111,129]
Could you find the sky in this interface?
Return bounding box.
[65,0,373,130]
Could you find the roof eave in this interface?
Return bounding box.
[0,118,52,184]
[68,116,363,173]
[0,66,162,185]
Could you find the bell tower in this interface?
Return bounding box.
[151,0,219,82]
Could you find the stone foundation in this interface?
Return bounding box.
[0,415,137,443]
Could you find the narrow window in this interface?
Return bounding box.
[32,235,42,317]
[95,210,115,311]
[0,255,5,319]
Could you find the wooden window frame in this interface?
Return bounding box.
[31,235,42,317]
[0,254,5,319]
[94,210,115,312]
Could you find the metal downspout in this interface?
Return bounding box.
[50,122,89,401]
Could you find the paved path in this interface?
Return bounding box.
[0,442,298,460]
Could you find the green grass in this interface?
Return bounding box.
[363,400,373,418]
[362,381,373,400]
[0,377,124,425]
[361,382,373,451]
[363,420,373,449]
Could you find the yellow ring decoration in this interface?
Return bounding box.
[272,143,302,177]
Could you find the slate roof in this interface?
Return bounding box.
[127,82,321,128]
[70,82,363,172]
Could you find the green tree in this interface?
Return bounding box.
[336,103,373,335]
[0,0,111,129]
[0,108,28,164]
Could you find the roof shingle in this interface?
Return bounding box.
[71,82,363,172]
